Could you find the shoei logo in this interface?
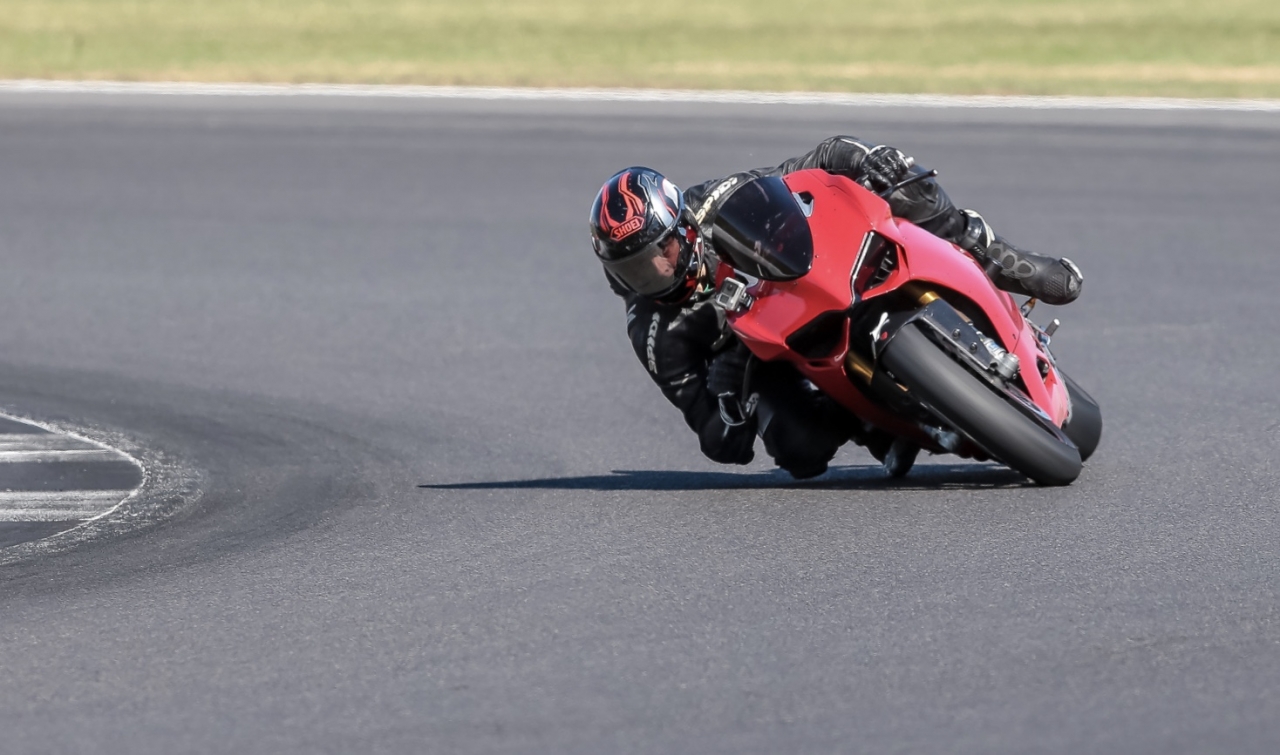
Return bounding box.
[610,216,645,241]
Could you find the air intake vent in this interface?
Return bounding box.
[851,232,900,298]
[785,310,848,359]
[866,242,898,289]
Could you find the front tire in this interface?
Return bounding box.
[1061,371,1102,462]
[880,324,1083,486]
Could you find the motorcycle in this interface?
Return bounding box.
[708,169,1101,486]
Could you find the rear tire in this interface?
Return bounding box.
[880,324,1083,486]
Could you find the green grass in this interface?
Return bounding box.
[4,0,1280,97]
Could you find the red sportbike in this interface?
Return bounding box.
[709,169,1101,486]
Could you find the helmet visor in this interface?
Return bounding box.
[602,221,697,297]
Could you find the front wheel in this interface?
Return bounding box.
[880,324,1083,486]
[1060,371,1103,462]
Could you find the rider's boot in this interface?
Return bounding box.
[881,437,919,478]
[957,210,1083,305]
[855,426,918,478]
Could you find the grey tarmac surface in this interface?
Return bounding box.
[1,93,1278,754]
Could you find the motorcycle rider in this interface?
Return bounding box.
[589,136,1084,479]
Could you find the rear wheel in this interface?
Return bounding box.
[880,324,1083,486]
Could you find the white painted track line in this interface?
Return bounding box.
[0,491,135,522]
[0,449,125,463]
[0,417,145,530]
[0,434,96,451]
[0,432,123,463]
[2,79,1280,112]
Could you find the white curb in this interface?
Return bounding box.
[2,79,1280,112]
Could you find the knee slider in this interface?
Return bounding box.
[781,459,830,480]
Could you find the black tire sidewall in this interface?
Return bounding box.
[881,324,1083,486]
[1061,371,1103,462]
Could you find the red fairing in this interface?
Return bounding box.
[720,169,1071,452]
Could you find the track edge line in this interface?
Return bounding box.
[3,79,1280,112]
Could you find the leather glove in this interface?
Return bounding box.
[707,342,756,426]
[860,145,915,193]
[707,342,750,398]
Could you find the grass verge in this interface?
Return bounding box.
[4,0,1280,97]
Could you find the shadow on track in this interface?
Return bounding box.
[420,463,1031,492]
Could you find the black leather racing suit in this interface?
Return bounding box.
[618,136,971,476]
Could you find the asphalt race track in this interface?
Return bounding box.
[1,92,1279,754]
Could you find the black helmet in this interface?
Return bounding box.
[590,167,703,303]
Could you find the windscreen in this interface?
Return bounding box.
[709,176,814,281]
